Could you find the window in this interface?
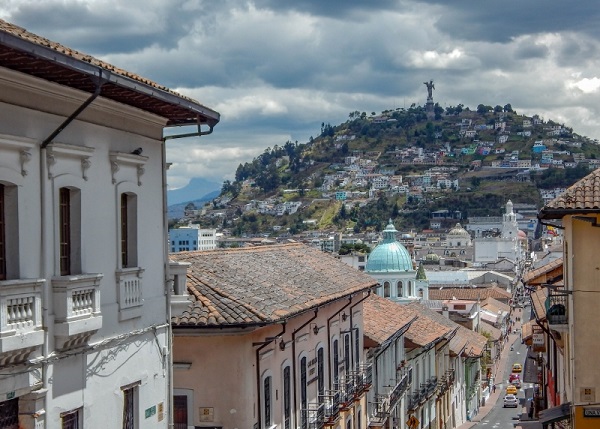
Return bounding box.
[263,375,272,427]
[58,187,81,275]
[0,398,18,429]
[397,281,403,297]
[317,348,324,401]
[344,334,350,373]
[61,409,81,429]
[122,384,138,429]
[333,339,339,383]
[120,193,138,268]
[283,366,291,429]
[59,187,71,275]
[354,330,360,370]
[0,184,5,280]
[383,281,391,298]
[0,183,18,280]
[300,357,307,429]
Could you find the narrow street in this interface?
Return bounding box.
[459,304,532,429]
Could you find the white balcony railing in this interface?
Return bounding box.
[0,278,45,359]
[52,273,103,349]
[116,268,144,320]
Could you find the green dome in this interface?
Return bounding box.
[366,221,413,272]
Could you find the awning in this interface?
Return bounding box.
[522,350,540,384]
[521,320,534,341]
[539,402,571,427]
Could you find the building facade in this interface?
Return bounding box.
[0,19,219,428]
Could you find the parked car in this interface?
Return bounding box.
[504,394,519,408]
[512,363,522,373]
[506,385,518,395]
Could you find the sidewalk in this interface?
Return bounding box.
[456,309,524,429]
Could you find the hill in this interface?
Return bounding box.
[167,177,221,205]
[170,103,599,236]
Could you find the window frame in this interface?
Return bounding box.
[61,408,82,429]
[121,382,139,429]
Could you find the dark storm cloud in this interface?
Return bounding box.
[422,0,600,43]
[9,0,196,54]
[254,0,399,19]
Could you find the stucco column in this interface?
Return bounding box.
[19,388,47,429]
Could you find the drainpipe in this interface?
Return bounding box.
[291,309,319,429]
[254,323,286,429]
[327,297,353,389]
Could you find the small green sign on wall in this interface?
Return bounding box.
[145,405,156,419]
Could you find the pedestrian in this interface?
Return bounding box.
[492,383,496,393]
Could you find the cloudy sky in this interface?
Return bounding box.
[2,1,600,190]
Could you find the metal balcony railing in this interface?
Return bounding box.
[321,391,340,423]
[446,368,455,385]
[546,293,568,326]
[426,376,438,397]
[356,363,373,392]
[371,394,390,421]
[302,403,325,429]
[389,366,412,407]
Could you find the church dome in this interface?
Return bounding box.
[366,220,413,272]
[448,223,470,238]
[425,251,440,262]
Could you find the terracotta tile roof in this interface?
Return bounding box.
[479,321,502,341]
[402,302,453,350]
[428,286,511,302]
[363,295,418,345]
[531,288,548,320]
[481,297,510,314]
[170,243,377,327]
[522,258,563,285]
[539,168,600,219]
[0,19,219,126]
[405,303,488,357]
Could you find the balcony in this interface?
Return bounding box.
[356,363,373,393]
[52,273,103,349]
[370,394,390,425]
[0,279,45,364]
[302,403,325,429]
[408,390,423,411]
[546,293,568,332]
[426,376,439,397]
[116,268,144,320]
[389,366,413,407]
[322,391,340,425]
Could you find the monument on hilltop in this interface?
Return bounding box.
[423,79,435,119]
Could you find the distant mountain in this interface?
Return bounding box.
[167,190,220,220]
[167,177,221,205]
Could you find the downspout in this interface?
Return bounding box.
[292,309,319,429]
[41,74,104,148]
[327,296,353,389]
[254,323,286,429]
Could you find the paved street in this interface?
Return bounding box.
[458,306,531,429]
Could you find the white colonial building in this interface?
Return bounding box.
[0,20,219,428]
[169,226,217,252]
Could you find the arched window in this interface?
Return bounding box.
[283,365,291,429]
[383,281,391,298]
[317,347,325,402]
[300,356,308,429]
[397,281,403,297]
[419,288,424,297]
[261,373,272,427]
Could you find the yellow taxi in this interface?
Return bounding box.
[512,363,522,373]
[506,384,518,395]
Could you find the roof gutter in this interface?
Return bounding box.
[163,118,216,141]
[0,30,220,126]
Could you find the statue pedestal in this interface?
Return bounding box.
[426,100,434,119]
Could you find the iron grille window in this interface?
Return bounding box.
[317,348,324,401]
[283,366,291,429]
[61,409,80,429]
[333,340,339,382]
[344,334,350,372]
[0,398,18,429]
[264,376,272,427]
[121,193,128,267]
[59,187,71,276]
[0,184,5,281]
[354,330,360,370]
[301,357,307,429]
[122,386,135,429]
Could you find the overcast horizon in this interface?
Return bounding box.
[2,1,600,190]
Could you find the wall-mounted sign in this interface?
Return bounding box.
[584,407,600,417]
[199,407,214,422]
[581,388,596,402]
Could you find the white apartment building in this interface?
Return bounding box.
[169,227,217,252]
[0,20,219,428]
